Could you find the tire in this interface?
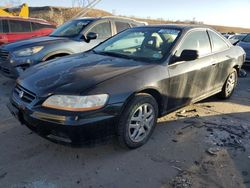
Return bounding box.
[117,93,158,149]
[218,68,238,99]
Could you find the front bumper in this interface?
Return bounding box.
[0,62,25,78]
[8,93,123,143]
[0,50,39,78]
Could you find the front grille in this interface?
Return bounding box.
[0,49,9,63]
[14,85,36,104]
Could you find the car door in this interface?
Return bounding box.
[166,29,214,111]
[7,19,32,42]
[207,30,232,90]
[82,20,113,52]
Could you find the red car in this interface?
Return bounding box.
[0,16,56,45]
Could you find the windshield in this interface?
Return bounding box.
[231,34,246,40]
[93,27,181,62]
[242,34,250,43]
[50,20,91,37]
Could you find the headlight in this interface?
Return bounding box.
[42,94,109,111]
[14,46,44,57]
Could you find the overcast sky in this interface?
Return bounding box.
[1,0,250,28]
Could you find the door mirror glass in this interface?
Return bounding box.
[179,49,199,61]
[86,32,98,42]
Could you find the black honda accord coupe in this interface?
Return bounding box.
[8,25,245,148]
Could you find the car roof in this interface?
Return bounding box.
[75,16,144,23]
[133,24,213,31]
[0,16,54,25]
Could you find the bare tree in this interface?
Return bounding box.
[72,0,91,7]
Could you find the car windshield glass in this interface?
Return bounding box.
[232,35,246,40]
[242,35,250,42]
[50,20,91,37]
[93,27,181,62]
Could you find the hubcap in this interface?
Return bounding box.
[226,72,236,96]
[128,103,155,143]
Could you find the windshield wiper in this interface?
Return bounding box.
[94,51,135,60]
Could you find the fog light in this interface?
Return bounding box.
[26,59,31,64]
[10,59,14,64]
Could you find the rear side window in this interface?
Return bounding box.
[209,31,228,52]
[176,30,211,57]
[88,21,112,39]
[31,22,55,31]
[9,20,31,32]
[131,23,138,27]
[115,21,131,33]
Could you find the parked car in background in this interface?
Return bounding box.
[0,16,146,78]
[0,16,56,45]
[221,33,234,39]
[229,33,247,45]
[8,25,245,148]
[237,34,250,66]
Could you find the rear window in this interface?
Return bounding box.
[115,21,131,33]
[31,22,55,31]
[9,20,31,32]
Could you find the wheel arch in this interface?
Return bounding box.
[121,88,164,118]
[42,50,73,61]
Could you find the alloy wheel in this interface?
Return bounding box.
[128,103,155,143]
[226,72,236,96]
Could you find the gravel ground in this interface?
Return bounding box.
[0,69,249,188]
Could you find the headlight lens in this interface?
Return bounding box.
[42,94,109,111]
[14,46,44,57]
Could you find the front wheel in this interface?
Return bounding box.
[218,69,238,99]
[117,93,158,149]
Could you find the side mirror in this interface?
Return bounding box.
[85,32,98,43]
[179,49,199,61]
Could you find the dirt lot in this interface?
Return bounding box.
[0,69,250,188]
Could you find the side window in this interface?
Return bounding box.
[9,20,31,32]
[0,20,3,33]
[130,23,138,27]
[208,31,228,52]
[0,20,9,33]
[31,22,55,31]
[88,21,112,39]
[176,31,211,57]
[115,21,130,33]
[3,20,9,33]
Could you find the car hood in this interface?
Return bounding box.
[18,52,150,96]
[1,36,71,51]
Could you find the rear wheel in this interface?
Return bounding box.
[218,69,238,99]
[117,93,158,149]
